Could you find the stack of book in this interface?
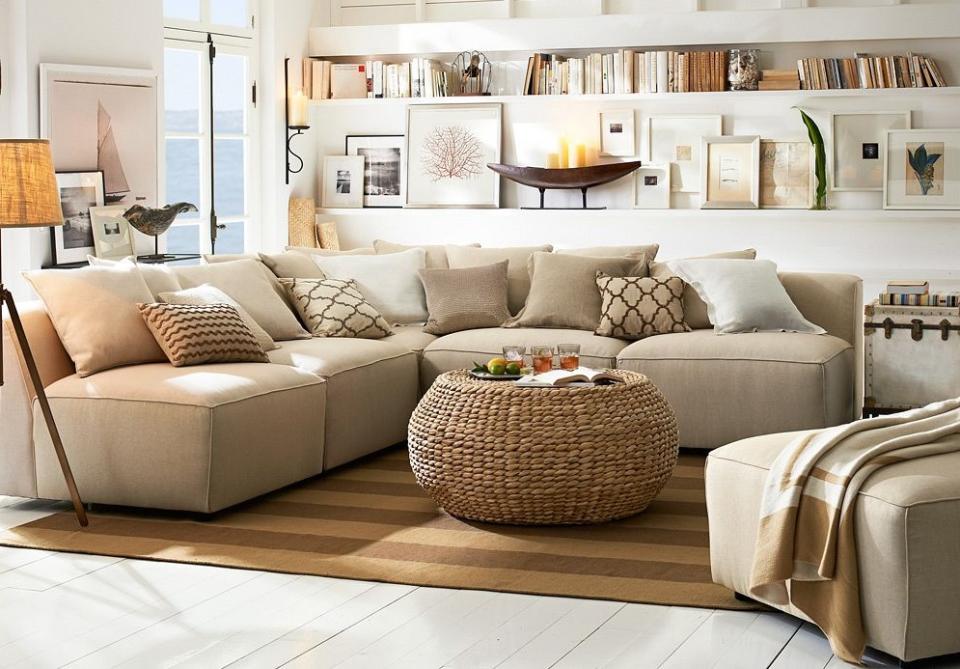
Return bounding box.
[759,69,800,91]
[880,281,960,307]
[798,53,947,90]
[522,49,728,96]
[304,57,453,100]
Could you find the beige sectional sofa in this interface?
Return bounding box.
[0,251,863,513]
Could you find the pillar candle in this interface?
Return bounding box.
[546,152,561,169]
[289,90,309,127]
[571,143,587,168]
[558,137,570,168]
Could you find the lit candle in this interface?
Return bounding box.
[289,89,309,127]
[546,152,560,169]
[571,143,587,168]
[558,137,570,168]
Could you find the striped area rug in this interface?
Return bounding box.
[0,447,755,611]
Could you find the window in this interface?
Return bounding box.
[163,0,256,255]
[164,0,253,33]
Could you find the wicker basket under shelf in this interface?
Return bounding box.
[408,370,679,525]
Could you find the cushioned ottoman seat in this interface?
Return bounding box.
[268,339,419,469]
[33,363,326,513]
[617,331,855,449]
[707,431,960,663]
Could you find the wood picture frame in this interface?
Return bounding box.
[700,135,760,209]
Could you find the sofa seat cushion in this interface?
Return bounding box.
[267,338,412,378]
[617,330,855,449]
[707,431,960,662]
[33,363,326,513]
[382,325,437,354]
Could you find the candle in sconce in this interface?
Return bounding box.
[288,90,309,127]
[558,137,570,168]
[571,143,588,168]
[545,152,561,169]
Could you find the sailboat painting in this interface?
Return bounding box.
[40,64,157,216]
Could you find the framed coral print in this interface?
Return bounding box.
[883,129,960,210]
[646,114,722,193]
[759,139,814,209]
[700,136,760,209]
[831,111,911,191]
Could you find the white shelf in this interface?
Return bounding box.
[309,4,960,59]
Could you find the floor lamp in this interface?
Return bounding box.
[0,139,88,527]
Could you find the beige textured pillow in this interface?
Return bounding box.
[280,278,392,339]
[445,244,553,315]
[595,273,691,340]
[86,256,182,298]
[557,244,660,261]
[419,261,511,335]
[373,240,480,269]
[139,303,269,367]
[506,252,648,332]
[173,259,309,341]
[158,284,278,353]
[258,251,326,279]
[24,265,165,377]
[649,249,757,329]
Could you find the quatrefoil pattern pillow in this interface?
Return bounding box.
[595,272,691,340]
[280,278,393,339]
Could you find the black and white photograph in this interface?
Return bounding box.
[346,134,405,207]
[336,169,352,194]
[50,170,104,265]
[321,155,365,208]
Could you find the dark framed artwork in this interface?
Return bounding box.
[51,170,105,265]
[345,134,405,208]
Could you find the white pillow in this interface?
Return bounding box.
[86,256,181,298]
[310,248,428,324]
[159,284,278,353]
[670,259,826,335]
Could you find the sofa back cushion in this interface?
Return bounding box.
[557,244,660,261]
[445,244,554,315]
[373,240,480,269]
[419,261,511,335]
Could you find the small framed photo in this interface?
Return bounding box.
[321,155,365,208]
[759,139,814,209]
[634,164,671,209]
[700,135,760,209]
[646,114,723,193]
[830,111,911,191]
[89,205,135,260]
[345,134,405,208]
[599,109,636,157]
[883,128,960,210]
[51,170,104,265]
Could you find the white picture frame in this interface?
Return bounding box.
[883,128,960,210]
[599,109,636,157]
[830,111,911,192]
[322,155,365,209]
[345,134,405,208]
[51,170,105,265]
[89,205,135,260]
[700,136,760,210]
[759,139,814,210]
[405,103,502,208]
[646,114,723,193]
[634,164,671,209]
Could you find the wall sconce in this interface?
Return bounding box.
[285,57,310,185]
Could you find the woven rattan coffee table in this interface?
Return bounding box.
[407,370,679,525]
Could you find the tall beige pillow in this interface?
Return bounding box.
[173,259,309,341]
[373,240,480,269]
[445,244,554,315]
[649,249,757,329]
[505,252,649,332]
[419,261,511,335]
[557,244,660,261]
[24,265,166,377]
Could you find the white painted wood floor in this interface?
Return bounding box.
[0,496,942,669]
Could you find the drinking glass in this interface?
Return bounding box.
[558,344,581,371]
[502,345,526,365]
[531,346,554,374]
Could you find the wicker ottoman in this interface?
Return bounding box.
[407,370,678,525]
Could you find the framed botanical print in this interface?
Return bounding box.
[700,136,760,209]
[89,205,135,260]
[759,139,814,209]
[51,170,104,265]
[405,103,502,208]
[830,111,911,191]
[599,109,636,157]
[646,114,722,193]
[634,164,671,209]
[321,155,365,208]
[345,134,405,208]
[883,128,960,210]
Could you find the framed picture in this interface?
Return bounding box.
[599,109,636,157]
[634,164,671,209]
[883,128,960,210]
[830,111,911,191]
[51,170,104,265]
[405,103,502,208]
[40,63,158,209]
[345,134,405,208]
[700,136,760,209]
[321,155,365,208]
[646,114,723,193]
[759,139,814,209]
[89,205,135,260]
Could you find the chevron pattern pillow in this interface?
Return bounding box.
[138,303,270,367]
[595,273,691,340]
[280,277,393,339]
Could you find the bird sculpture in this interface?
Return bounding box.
[123,202,198,258]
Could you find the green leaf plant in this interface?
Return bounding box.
[794,107,828,210]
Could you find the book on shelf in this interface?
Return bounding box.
[306,57,453,100]
[798,52,948,90]
[759,69,800,91]
[886,280,929,295]
[309,59,332,100]
[330,64,368,99]
[515,367,623,388]
[880,293,959,308]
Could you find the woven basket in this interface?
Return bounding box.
[408,370,679,525]
[288,197,317,248]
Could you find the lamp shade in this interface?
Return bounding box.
[0,139,63,228]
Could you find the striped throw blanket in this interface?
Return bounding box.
[749,398,960,663]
